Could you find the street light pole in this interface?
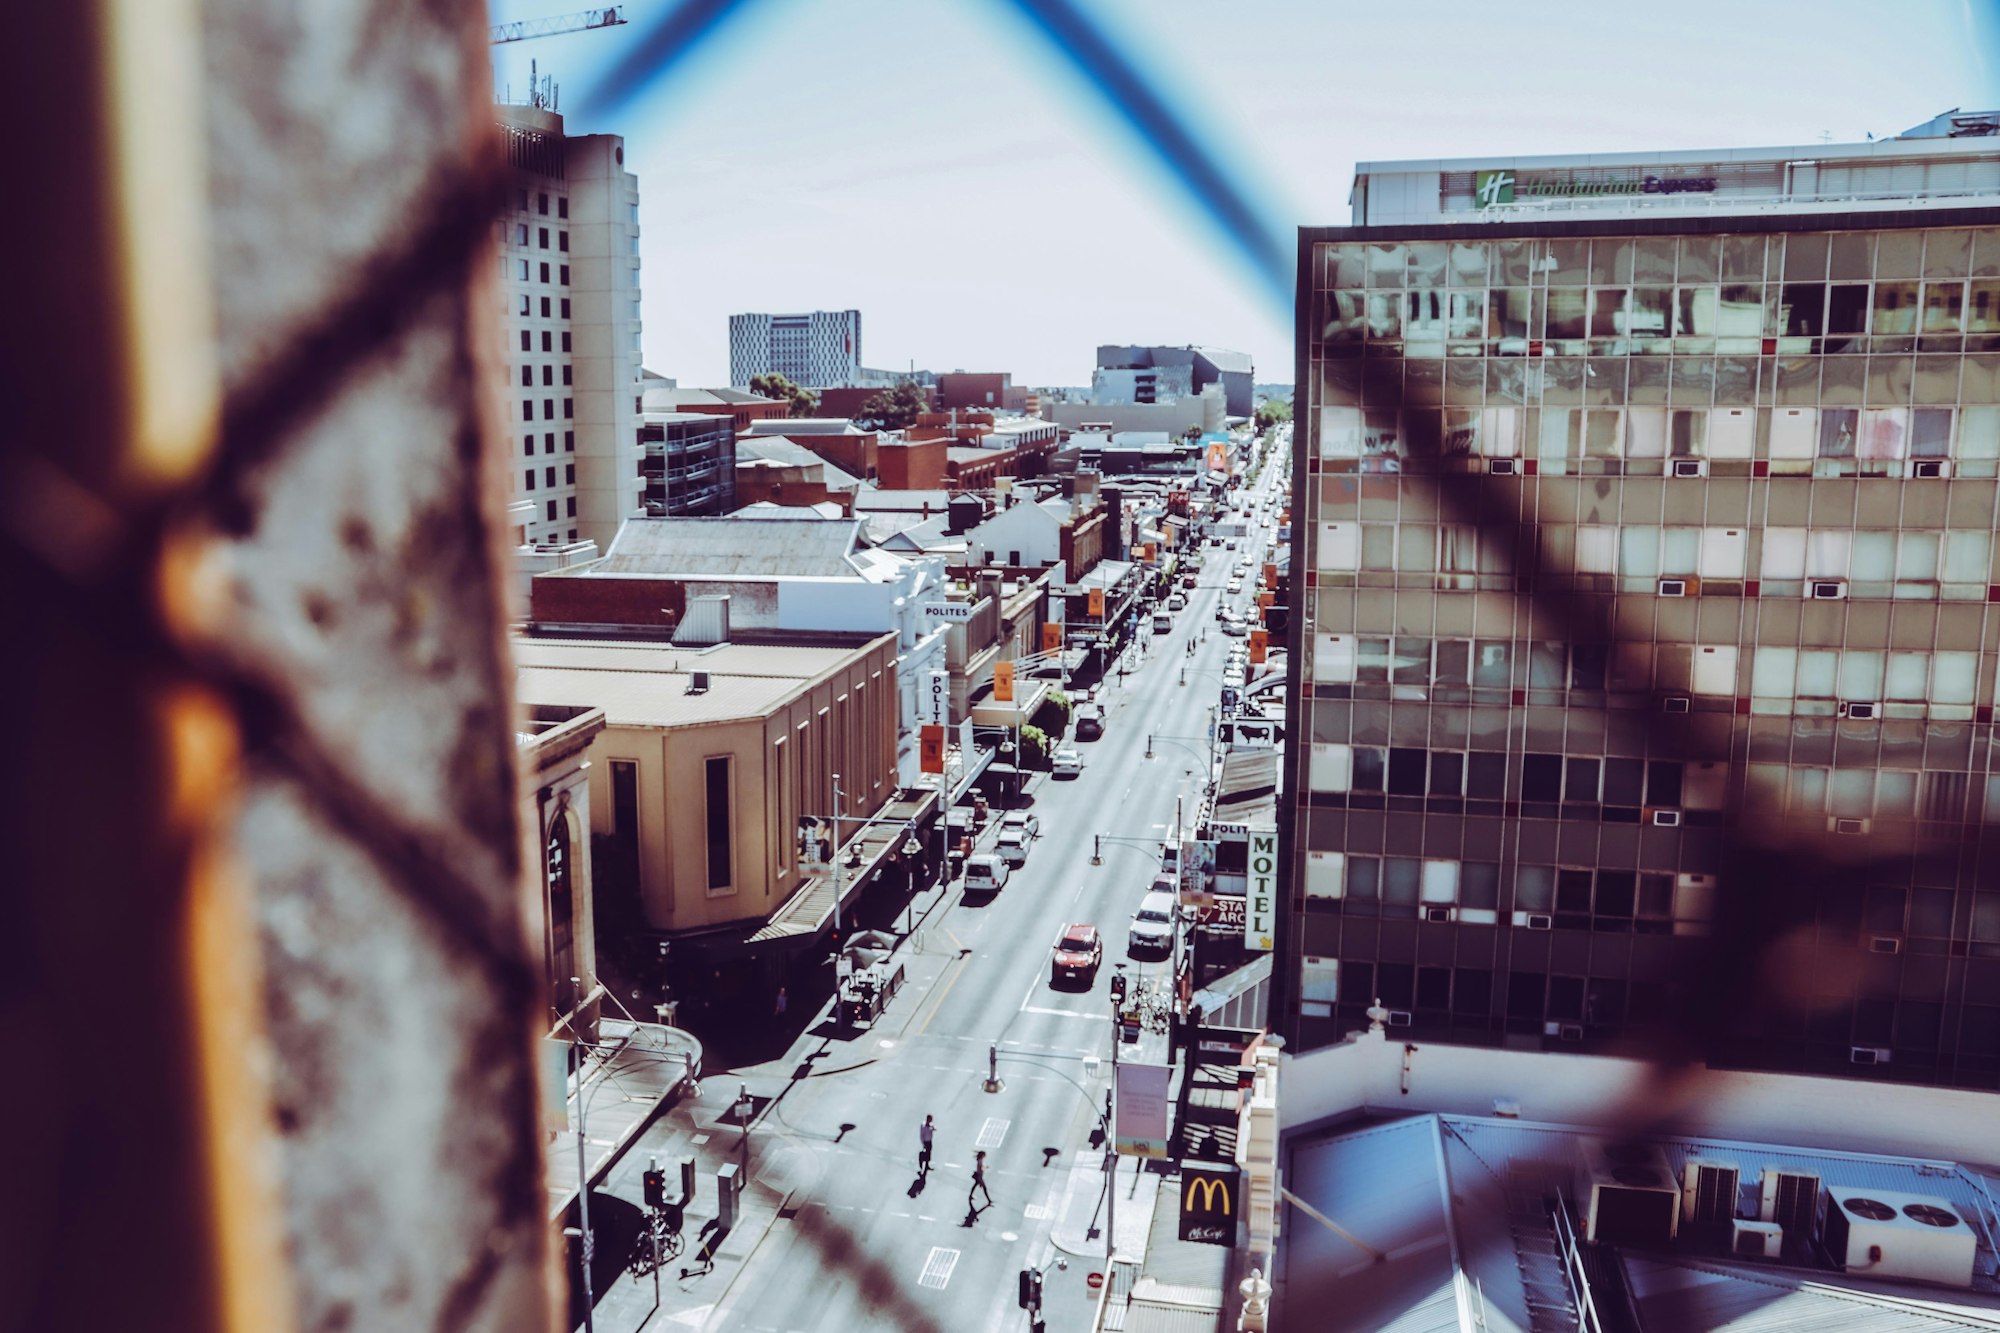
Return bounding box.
[830,774,845,979]
[571,975,596,1333]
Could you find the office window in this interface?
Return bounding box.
[566,497,577,518]
[537,227,548,249]
[517,259,529,280]
[1300,957,1338,1018]
[538,191,549,215]
[538,262,550,283]
[541,296,552,317]
[544,467,555,487]
[521,398,534,421]
[561,331,572,352]
[564,463,575,484]
[544,432,555,453]
[560,265,570,285]
[546,500,557,521]
[564,431,575,451]
[522,435,534,458]
[560,298,571,318]
[539,331,551,352]
[562,365,573,386]
[523,470,535,491]
[563,399,574,418]
[519,294,530,316]
[559,231,570,252]
[518,330,530,352]
[557,196,568,219]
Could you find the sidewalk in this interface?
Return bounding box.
[549,1019,704,1219]
[1050,1149,1162,1263]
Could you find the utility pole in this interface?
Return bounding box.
[831,774,846,980]
[571,975,596,1333]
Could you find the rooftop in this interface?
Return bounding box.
[591,515,866,579]
[743,418,866,436]
[512,636,880,729]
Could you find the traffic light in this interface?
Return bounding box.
[1017,1267,1042,1310]
[1110,971,1128,1005]
[642,1168,666,1209]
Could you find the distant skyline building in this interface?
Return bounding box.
[1094,344,1254,417]
[496,103,645,553]
[1278,114,2000,1091]
[729,309,863,388]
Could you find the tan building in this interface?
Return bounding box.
[517,703,605,1031]
[512,631,916,1000]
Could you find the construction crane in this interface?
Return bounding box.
[489,5,627,45]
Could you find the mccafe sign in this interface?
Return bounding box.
[1179,1164,1240,1246]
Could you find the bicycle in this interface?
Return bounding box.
[625,1209,684,1280]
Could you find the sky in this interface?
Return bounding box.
[488,0,2000,389]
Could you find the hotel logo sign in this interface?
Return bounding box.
[1475,168,1717,208]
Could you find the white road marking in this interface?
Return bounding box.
[918,1246,960,1290]
[1020,1005,1103,1020]
[976,1117,1010,1150]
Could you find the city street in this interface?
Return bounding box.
[564,450,1290,1333]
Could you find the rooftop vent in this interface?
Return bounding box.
[687,670,710,695]
[674,594,731,647]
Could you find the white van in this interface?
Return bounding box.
[964,853,1009,892]
[1129,890,1176,957]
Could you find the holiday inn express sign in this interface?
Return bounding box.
[1474,168,1717,208]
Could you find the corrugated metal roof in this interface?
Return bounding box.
[1283,1118,1460,1331]
[1625,1257,2000,1331]
[512,637,870,728]
[597,515,864,577]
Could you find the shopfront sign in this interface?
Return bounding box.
[1475,167,1717,209]
[927,670,950,727]
[1244,830,1277,952]
[1179,1163,1240,1246]
[924,603,975,622]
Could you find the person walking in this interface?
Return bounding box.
[918,1114,935,1173]
[773,986,788,1024]
[968,1150,992,1211]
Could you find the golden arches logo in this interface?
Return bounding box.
[1185,1174,1232,1216]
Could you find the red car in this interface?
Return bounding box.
[1050,923,1103,985]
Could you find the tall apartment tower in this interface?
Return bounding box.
[729,309,862,388]
[496,104,643,552]
[1279,114,2000,1091]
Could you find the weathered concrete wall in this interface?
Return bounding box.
[199,3,550,1330]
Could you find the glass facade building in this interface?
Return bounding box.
[1279,205,2000,1090]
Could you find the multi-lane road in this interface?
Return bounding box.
[664,441,1290,1333]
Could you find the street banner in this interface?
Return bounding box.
[1258,590,1274,610]
[1244,830,1277,951]
[1114,1062,1172,1158]
[1087,587,1105,618]
[1041,621,1061,653]
[1263,562,1277,588]
[1179,1163,1240,1246]
[540,1036,570,1130]
[1250,629,1268,664]
[927,669,950,726]
[1206,442,1230,475]
[797,816,834,871]
[919,724,946,775]
[993,660,1015,702]
[1140,542,1156,563]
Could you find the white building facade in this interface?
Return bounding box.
[729,309,863,388]
[497,105,644,553]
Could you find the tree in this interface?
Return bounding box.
[1254,398,1292,431]
[857,379,928,430]
[749,372,821,419]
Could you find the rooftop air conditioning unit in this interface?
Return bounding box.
[1513,911,1553,930]
[1657,578,1688,597]
[1651,809,1682,828]
[1911,459,1948,479]
[1732,1219,1783,1258]
[687,670,711,695]
[1807,579,1849,600]
[1574,1138,1680,1247]
[1822,1190,1977,1287]
[1840,701,1877,720]
[1759,1168,1822,1239]
[1850,1045,1892,1066]
[1488,458,1518,476]
[1671,459,1707,478]
[1681,1154,1743,1228]
[1829,817,1871,835]
[1424,906,1454,923]
[1662,696,1691,714]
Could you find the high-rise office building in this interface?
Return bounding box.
[1278,115,2000,1090]
[729,309,862,388]
[497,104,644,551]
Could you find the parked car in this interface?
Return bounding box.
[1051,923,1103,984]
[964,852,1009,892]
[1225,578,1243,595]
[1074,704,1104,740]
[1052,747,1084,777]
[1221,615,1249,637]
[1129,890,1177,958]
[1181,573,1198,590]
[1001,811,1040,840]
[996,828,1031,867]
[1223,665,1247,689]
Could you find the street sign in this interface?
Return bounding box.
[919,724,946,775]
[923,603,975,622]
[1114,1062,1172,1158]
[1179,1163,1240,1246]
[1244,830,1277,952]
[927,670,950,727]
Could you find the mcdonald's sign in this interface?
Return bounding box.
[1041,621,1062,653]
[1178,1163,1239,1245]
[919,724,946,775]
[994,660,1015,702]
[1087,587,1105,618]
